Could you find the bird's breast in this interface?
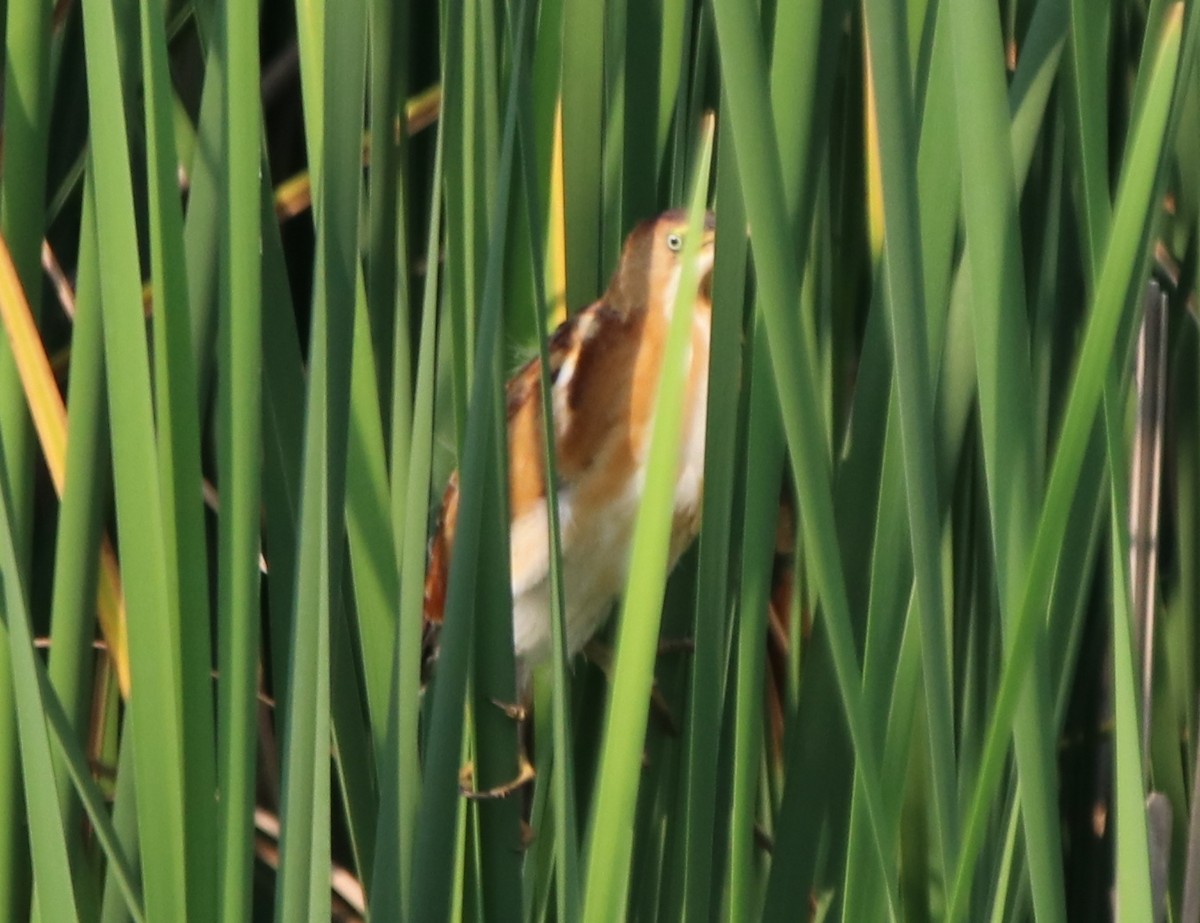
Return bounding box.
[670,308,711,554]
[508,300,712,679]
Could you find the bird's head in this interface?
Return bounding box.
[607,209,716,315]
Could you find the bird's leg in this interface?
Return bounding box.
[459,753,536,800]
[582,639,680,736]
[490,697,527,722]
[656,636,695,656]
[459,699,536,800]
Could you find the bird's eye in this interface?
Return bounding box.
[666,232,683,252]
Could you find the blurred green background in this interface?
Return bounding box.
[0,0,1197,919]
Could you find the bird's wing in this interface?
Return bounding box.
[423,299,645,620]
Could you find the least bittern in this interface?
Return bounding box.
[424,209,716,793]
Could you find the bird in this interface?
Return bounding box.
[423,208,716,724]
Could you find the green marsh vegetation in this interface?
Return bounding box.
[0,0,1198,919]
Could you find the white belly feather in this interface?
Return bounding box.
[510,311,710,689]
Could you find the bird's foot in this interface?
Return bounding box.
[459,754,536,800]
[490,698,527,722]
[657,636,695,655]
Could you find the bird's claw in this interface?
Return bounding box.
[459,754,536,800]
[490,698,527,722]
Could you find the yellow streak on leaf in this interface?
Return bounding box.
[0,232,131,696]
[275,83,443,221]
[864,47,884,261]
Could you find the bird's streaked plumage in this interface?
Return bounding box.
[424,209,716,691]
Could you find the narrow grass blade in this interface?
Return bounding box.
[561,0,605,307]
[365,0,409,399]
[274,0,367,916]
[950,9,1184,913]
[0,226,129,693]
[438,2,473,449]
[408,96,507,923]
[79,0,192,909]
[0,456,78,923]
[463,6,545,917]
[39,631,145,921]
[216,0,263,917]
[0,12,55,775]
[0,239,64,484]
[681,116,749,922]
[345,287,399,761]
[709,0,899,910]
[410,3,543,916]
[580,119,714,923]
[1105,389,1155,922]
[139,0,220,914]
[728,317,784,921]
[513,0,580,910]
[371,111,445,923]
[100,726,142,923]
[181,31,225,408]
[259,182,306,727]
[44,171,108,856]
[949,0,1066,915]
[862,0,959,881]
